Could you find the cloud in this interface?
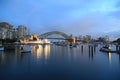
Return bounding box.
[1,0,120,39]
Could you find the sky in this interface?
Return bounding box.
[0,0,120,40]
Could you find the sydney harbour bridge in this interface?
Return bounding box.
[39,31,79,43]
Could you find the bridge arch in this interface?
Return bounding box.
[39,31,70,39]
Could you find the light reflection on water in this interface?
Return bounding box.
[0,44,120,80]
[31,45,50,59]
[108,52,112,64]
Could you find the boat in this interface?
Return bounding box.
[99,45,116,53]
[21,45,31,53]
[69,44,77,48]
[14,42,20,47]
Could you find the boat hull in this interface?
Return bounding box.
[99,48,117,53]
[21,51,31,53]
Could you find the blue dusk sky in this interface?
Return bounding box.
[0,0,120,39]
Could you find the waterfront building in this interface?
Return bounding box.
[0,22,13,29]
[82,35,91,43]
[43,39,50,44]
[79,35,83,40]
[6,29,13,39]
[0,22,14,39]
[12,29,18,39]
[85,35,91,43]
[104,35,109,42]
[17,25,28,38]
[0,31,5,39]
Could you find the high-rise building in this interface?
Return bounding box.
[17,25,28,38]
[6,29,13,39]
[0,22,13,29]
[79,35,83,40]
[12,29,18,39]
[0,22,14,39]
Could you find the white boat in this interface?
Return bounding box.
[21,45,31,53]
[99,45,116,53]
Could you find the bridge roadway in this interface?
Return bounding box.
[40,37,81,42]
[40,38,66,40]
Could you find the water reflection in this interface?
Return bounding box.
[0,44,119,65]
[31,45,37,55]
[0,44,120,80]
[0,51,4,64]
[108,52,112,64]
[36,45,43,58]
[119,54,120,64]
[0,50,20,66]
[43,45,50,59]
[31,45,50,59]
[81,45,83,53]
[73,48,77,58]
[88,45,97,61]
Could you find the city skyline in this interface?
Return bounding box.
[0,0,120,40]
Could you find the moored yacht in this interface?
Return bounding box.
[99,45,116,53]
[69,44,77,48]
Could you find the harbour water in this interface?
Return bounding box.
[0,44,120,80]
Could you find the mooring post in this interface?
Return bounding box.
[116,45,118,51]
[81,45,83,53]
[88,45,91,53]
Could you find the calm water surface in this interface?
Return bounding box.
[0,44,120,80]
